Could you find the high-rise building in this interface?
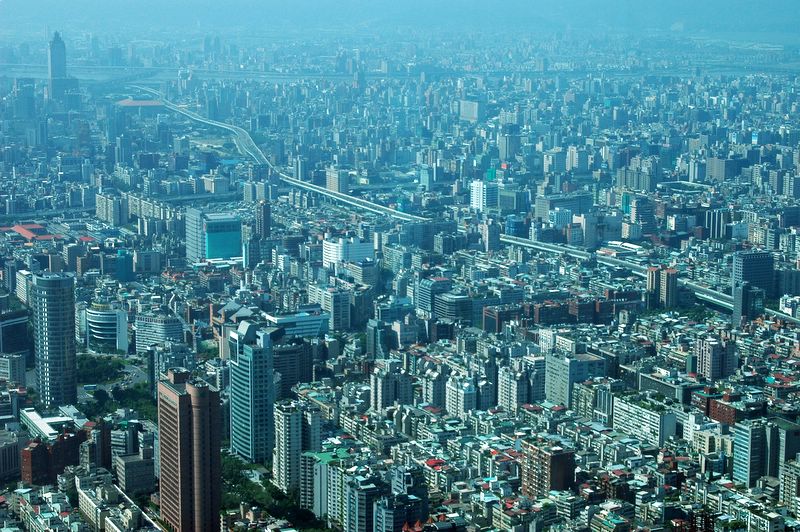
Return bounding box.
[321,237,374,269]
[273,401,321,494]
[497,365,533,413]
[157,369,221,532]
[645,266,678,309]
[308,285,352,331]
[326,167,350,193]
[694,336,736,381]
[480,220,501,253]
[732,419,768,488]
[445,375,477,418]
[416,277,453,315]
[229,325,279,464]
[32,273,77,409]
[373,495,427,532]
[369,359,413,412]
[630,196,655,234]
[185,208,242,263]
[780,457,800,518]
[732,281,765,326]
[48,32,68,99]
[255,200,271,238]
[470,180,498,213]
[704,209,731,240]
[344,475,389,532]
[520,438,575,498]
[135,310,183,353]
[0,353,26,386]
[544,351,606,407]
[731,250,775,298]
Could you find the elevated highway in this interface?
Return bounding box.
[136,85,800,325]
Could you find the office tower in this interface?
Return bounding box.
[498,124,521,162]
[115,134,132,166]
[229,326,277,464]
[694,336,736,381]
[321,237,374,269]
[32,273,76,409]
[185,208,242,263]
[369,359,413,412]
[732,419,768,488]
[732,281,765,326]
[135,310,183,352]
[272,401,321,494]
[273,340,313,399]
[419,164,433,190]
[470,180,498,212]
[0,305,28,360]
[48,32,68,100]
[365,319,389,359]
[241,223,263,270]
[480,220,501,253]
[80,299,129,353]
[544,351,606,408]
[157,369,221,532]
[520,438,575,498]
[630,196,655,234]
[731,250,775,298]
[645,266,678,309]
[416,277,454,315]
[704,209,731,240]
[659,268,678,308]
[255,200,271,238]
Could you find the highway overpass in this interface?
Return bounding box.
[135,85,800,325]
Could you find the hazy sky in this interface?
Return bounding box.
[1,0,799,40]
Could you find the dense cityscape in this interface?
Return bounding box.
[1,1,800,531]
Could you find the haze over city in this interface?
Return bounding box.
[0,1,799,531]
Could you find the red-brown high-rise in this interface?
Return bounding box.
[158,369,221,532]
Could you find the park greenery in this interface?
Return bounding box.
[76,354,125,384]
[80,382,157,421]
[221,452,330,531]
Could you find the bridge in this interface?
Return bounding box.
[135,85,800,325]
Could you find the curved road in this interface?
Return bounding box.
[131,85,800,326]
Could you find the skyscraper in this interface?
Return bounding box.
[255,200,271,238]
[470,180,498,212]
[273,400,321,494]
[48,32,67,99]
[480,219,501,253]
[732,281,765,326]
[645,266,678,309]
[185,208,242,263]
[32,273,77,409]
[229,325,278,463]
[157,369,221,532]
[272,401,321,493]
[732,419,767,488]
[732,250,775,298]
